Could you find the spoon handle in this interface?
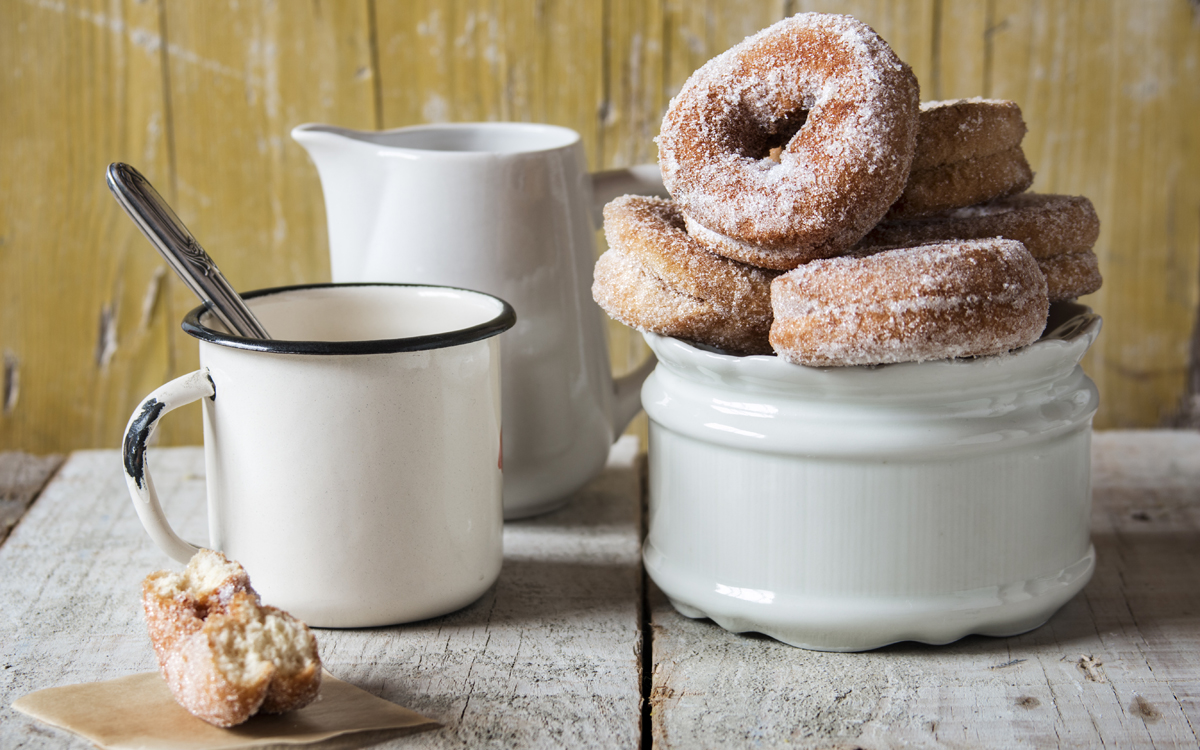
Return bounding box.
[106,163,271,339]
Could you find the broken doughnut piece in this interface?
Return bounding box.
[142,549,322,727]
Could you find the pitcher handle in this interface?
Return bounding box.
[121,368,214,563]
[589,165,664,435]
[590,164,668,226]
[610,353,659,436]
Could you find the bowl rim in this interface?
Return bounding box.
[644,303,1102,399]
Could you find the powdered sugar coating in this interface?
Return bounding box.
[658,13,920,261]
[770,239,1049,366]
[859,193,1101,259]
[602,195,780,317]
[593,246,773,355]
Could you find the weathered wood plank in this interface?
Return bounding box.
[648,430,1200,748]
[161,1,378,447]
[3,0,1200,453]
[928,0,987,100]
[0,0,174,453]
[374,1,605,158]
[0,452,64,545]
[989,0,1200,429]
[602,0,666,169]
[0,438,643,748]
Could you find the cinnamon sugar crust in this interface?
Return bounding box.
[593,247,773,355]
[859,193,1101,259]
[683,210,842,271]
[911,98,1027,171]
[769,239,1049,366]
[657,13,920,261]
[142,550,322,727]
[1040,250,1103,301]
[602,195,779,318]
[887,145,1034,219]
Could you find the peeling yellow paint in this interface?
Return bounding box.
[1,0,1197,453]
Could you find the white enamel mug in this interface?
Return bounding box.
[122,283,515,628]
[292,122,663,518]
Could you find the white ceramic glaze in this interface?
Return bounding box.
[641,306,1102,651]
[122,284,514,628]
[292,122,663,519]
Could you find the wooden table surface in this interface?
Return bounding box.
[1,431,1197,749]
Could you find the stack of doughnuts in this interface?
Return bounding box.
[594,195,779,355]
[887,99,1033,219]
[858,192,1102,303]
[593,12,1102,367]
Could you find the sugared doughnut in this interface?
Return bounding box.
[142,550,322,727]
[603,195,778,321]
[909,99,1027,171]
[887,146,1033,219]
[886,99,1034,219]
[1040,251,1102,301]
[682,211,811,271]
[593,248,773,355]
[769,239,1049,366]
[859,193,1101,259]
[657,13,920,265]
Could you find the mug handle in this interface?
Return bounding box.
[121,368,215,563]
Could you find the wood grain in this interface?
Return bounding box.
[2,0,1199,454]
[374,0,605,157]
[159,0,376,444]
[0,451,62,544]
[647,430,1200,748]
[0,438,644,749]
[987,1,1200,428]
[4,432,1198,748]
[0,0,174,452]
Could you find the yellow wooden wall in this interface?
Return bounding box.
[2,0,1198,453]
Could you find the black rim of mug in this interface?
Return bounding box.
[182,282,517,355]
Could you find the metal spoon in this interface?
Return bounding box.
[106,163,271,339]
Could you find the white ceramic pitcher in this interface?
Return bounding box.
[293,122,664,519]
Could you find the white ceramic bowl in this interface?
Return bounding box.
[642,305,1102,651]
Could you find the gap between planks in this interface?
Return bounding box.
[0,452,65,546]
[638,452,653,750]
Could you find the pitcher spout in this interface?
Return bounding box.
[292,124,391,281]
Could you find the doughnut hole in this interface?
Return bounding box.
[759,110,809,163]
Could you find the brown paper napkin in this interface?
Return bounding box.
[12,670,439,749]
